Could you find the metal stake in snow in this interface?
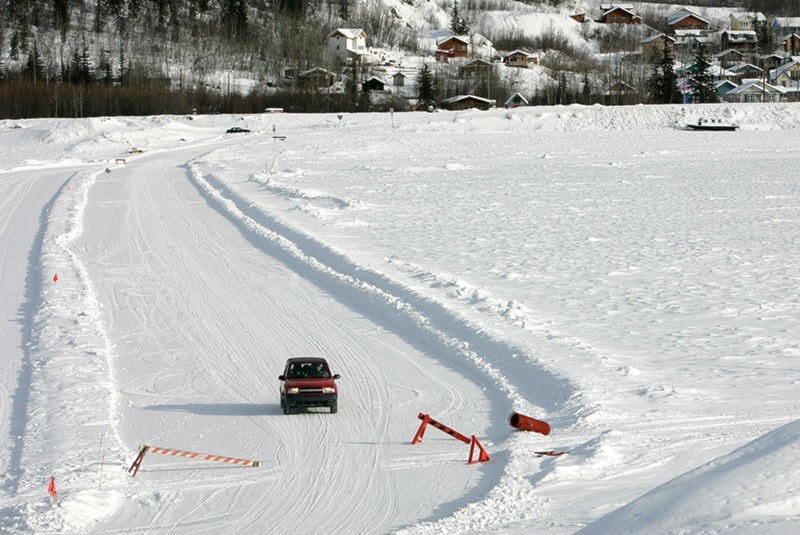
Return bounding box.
[127,445,260,477]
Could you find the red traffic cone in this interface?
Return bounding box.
[47,476,57,497]
[53,273,59,282]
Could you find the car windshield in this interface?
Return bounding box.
[288,362,330,379]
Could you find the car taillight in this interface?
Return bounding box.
[322,387,335,394]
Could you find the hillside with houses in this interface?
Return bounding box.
[1,1,799,116]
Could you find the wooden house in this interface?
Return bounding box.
[297,68,335,90]
[436,36,469,63]
[783,33,800,55]
[721,30,757,53]
[642,34,676,63]
[460,59,494,78]
[501,50,539,68]
[667,8,710,32]
[362,76,386,92]
[601,5,641,25]
[392,72,406,87]
[440,95,495,111]
[759,53,787,72]
[602,80,637,104]
[727,63,762,82]
[716,49,745,68]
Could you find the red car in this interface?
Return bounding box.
[279,358,340,414]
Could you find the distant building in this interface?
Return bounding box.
[667,8,710,32]
[721,30,757,53]
[460,59,494,78]
[771,60,800,90]
[716,49,745,69]
[601,5,641,25]
[642,34,676,63]
[362,76,386,92]
[504,92,529,108]
[783,33,800,55]
[435,36,469,63]
[501,50,539,68]
[772,17,800,36]
[723,78,784,102]
[729,12,766,31]
[327,28,367,65]
[440,95,495,110]
[297,68,336,90]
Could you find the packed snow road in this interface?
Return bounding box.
[73,142,494,533]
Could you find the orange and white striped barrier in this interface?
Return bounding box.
[412,413,490,465]
[127,445,260,477]
[412,413,470,445]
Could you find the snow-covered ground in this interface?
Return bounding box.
[0,103,799,534]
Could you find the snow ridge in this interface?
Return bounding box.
[3,169,126,533]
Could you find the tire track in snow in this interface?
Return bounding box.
[188,162,573,423]
[183,160,579,531]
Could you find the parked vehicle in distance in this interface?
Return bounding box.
[226,126,251,133]
[279,358,340,414]
[686,118,739,131]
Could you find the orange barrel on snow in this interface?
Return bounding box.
[509,412,551,435]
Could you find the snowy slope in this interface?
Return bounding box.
[0,102,799,534]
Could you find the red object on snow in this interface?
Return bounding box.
[509,412,551,435]
[468,436,490,464]
[53,273,59,282]
[47,476,57,497]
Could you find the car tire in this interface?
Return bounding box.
[329,400,338,414]
[284,404,292,415]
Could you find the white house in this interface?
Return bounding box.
[327,28,368,65]
[723,78,785,102]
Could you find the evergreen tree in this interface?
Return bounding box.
[23,42,46,83]
[99,51,114,85]
[647,47,680,104]
[53,0,70,39]
[69,41,94,84]
[221,0,248,40]
[417,63,435,110]
[582,73,591,101]
[754,20,773,54]
[692,44,717,104]
[9,32,21,61]
[449,0,469,35]
[278,0,305,15]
